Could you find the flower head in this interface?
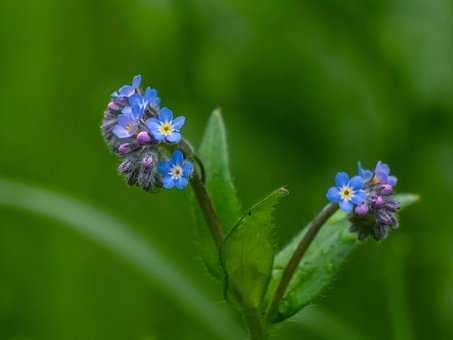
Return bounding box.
[349,161,400,240]
[113,74,142,98]
[145,108,185,144]
[101,75,190,192]
[326,172,367,212]
[158,150,193,190]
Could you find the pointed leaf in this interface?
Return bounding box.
[265,193,419,322]
[222,188,288,309]
[191,109,242,278]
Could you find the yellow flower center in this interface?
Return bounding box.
[340,185,353,201]
[170,165,183,179]
[159,122,174,135]
[126,123,135,131]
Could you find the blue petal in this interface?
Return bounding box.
[351,190,367,205]
[182,161,193,177]
[162,176,175,189]
[388,176,398,186]
[172,116,186,130]
[357,161,373,181]
[159,107,173,122]
[145,118,164,140]
[339,200,353,212]
[121,106,132,115]
[117,113,134,127]
[131,104,144,120]
[118,85,134,97]
[326,187,340,202]
[172,150,184,164]
[375,161,390,176]
[166,132,181,143]
[128,94,142,107]
[335,172,349,187]
[348,176,364,190]
[132,74,142,88]
[113,125,133,138]
[144,87,158,101]
[158,161,171,176]
[175,177,189,189]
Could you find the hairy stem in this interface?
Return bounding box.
[266,203,339,322]
[190,172,224,249]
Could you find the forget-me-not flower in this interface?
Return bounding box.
[112,104,143,138]
[113,74,142,98]
[374,161,397,186]
[145,107,185,143]
[158,150,193,189]
[326,172,367,212]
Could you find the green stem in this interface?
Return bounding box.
[244,308,267,340]
[181,139,225,249]
[266,203,339,322]
[190,170,225,249]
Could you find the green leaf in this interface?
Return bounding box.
[192,109,242,278]
[222,188,288,310]
[265,193,419,322]
[0,177,244,340]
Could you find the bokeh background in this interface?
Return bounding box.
[0,0,452,339]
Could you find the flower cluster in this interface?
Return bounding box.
[327,161,400,240]
[101,75,193,191]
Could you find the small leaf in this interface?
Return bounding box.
[265,193,419,322]
[222,188,288,309]
[191,109,242,278]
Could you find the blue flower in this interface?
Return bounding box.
[326,172,367,212]
[113,74,142,98]
[145,107,185,143]
[374,161,397,186]
[158,150,193,190]
[129,87,160,110]
[112,105,143,138]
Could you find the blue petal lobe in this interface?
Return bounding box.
[162,176,175,189]
[166,132,181,143]
[172,150,184,164]
[159,107,173,122]
[335,172,349,187]
[339,200,353,212]
[351,190,367,205]
[326,187,340,202]
[349,176,364,190]
[172,116,186,130]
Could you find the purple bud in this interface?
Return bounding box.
[354,203,369,216]
[118,159,133,174]
[385,200,400,212]
[118,143,131,155]
[108,101,120,112]
[136,131,151,144]
[142,155,153,169]
[372,196,385,208]
[381,184,393,195]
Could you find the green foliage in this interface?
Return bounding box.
[192,109,242,278]
[222,188,288,310]
[264,194,419,322]
[0,178,244,340]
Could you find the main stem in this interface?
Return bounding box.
[190,172,224,249]
[244,308,267,340]
[266,203,338,322]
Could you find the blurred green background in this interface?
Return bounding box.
[0,0,452,339]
